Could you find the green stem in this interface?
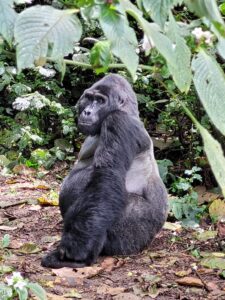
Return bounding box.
[47,57,152,71]
[154,75,198,125]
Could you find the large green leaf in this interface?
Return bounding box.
[14,6,82,71]
[181,104,225,197]
[99,5,138,79]
[142,0,174,29]
[166,13,192,92]
[27,283,47,300]
[184,0,222,21]
[0,0,17,44]
[198,124,225,197]
[192,50,225,136]
[123,1,190,92]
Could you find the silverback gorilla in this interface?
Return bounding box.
[41,74,168,268]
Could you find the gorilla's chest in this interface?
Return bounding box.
[125,150,152,195]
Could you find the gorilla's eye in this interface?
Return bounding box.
[97,97,106,105]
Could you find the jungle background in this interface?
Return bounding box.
[1,0,225,299]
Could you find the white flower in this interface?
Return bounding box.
[142,34,155,55]
[12,97,30,111]
[204,31,214,45]
[6,272,23,286]
[192,27,213,45]
[38,67,56,78]
[14,281,27,290]
[191,263,198,270]
[192,27,204,40]
[6,277,14,286]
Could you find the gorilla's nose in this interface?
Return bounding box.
[83,109,91,117]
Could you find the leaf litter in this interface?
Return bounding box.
[1,174,225,299]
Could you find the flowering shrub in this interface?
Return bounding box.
[0,272,46,300]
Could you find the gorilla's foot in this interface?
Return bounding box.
[41,250,87,269]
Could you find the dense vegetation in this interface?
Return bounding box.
[1,1,225,299]
[1,0,225,228]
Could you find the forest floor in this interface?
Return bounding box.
[1,166,225,300]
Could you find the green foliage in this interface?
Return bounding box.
[166,13,192,93]
[169,192,205,226]
[157,159,173,184]
[0,0,225,207]
[169,167,205,226]
[198,124,225,196]
[90,40,111,73]
[0,272,46,300]
[99,3,138,79]
[171,166,202,194]
[192,50,225,136]
[1,235,10,249]
[142,0,175,29]
[0,0,17,45]
[0,65,76,168]
[14,6,82,71]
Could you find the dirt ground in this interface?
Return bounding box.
[1,169,225,300]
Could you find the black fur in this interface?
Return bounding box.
[41,74,168,268]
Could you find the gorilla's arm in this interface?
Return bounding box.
[95,111,150,169]
[42,111,150,268]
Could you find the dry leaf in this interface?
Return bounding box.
[195,185,220,204]
[97,284,125,295]
[218,222,225,238]
[209,199,225,221]
[206,281,220,291]
[101,257,124,272]
[176,277,203,287]
[29,205,41,211]
[163,222,182,231]
[175,269,192,277]
[113,293,141,300]
[46,293,67,300]
[195,230,217,241]
[18,242,41,254]
[9,240,23,249]
[38,195,58,206]
[35,184,50,190]
[52,265,103,280]
[201,257,225,270]
[0,225,17,231]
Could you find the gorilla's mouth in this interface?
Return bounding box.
[79,121,91,125]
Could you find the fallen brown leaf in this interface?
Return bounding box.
[206,281,220,292]
[97,284,125,295]
[9,240,23,249]
[0,225,17,231]
[218,222,225,238]
[45,293,67,300]
[113,293,141,300]
[52,265,103,280]
[101,257,124,272]
[175,269,192,277]
[176,276,204,287]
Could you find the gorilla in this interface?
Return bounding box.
[41,74,168,268]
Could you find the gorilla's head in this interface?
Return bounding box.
[77,74,139,135]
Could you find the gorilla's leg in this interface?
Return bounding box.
[102,180,168,256]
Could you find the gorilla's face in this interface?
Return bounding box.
[77,74,139,136]
[77,84,117,135]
